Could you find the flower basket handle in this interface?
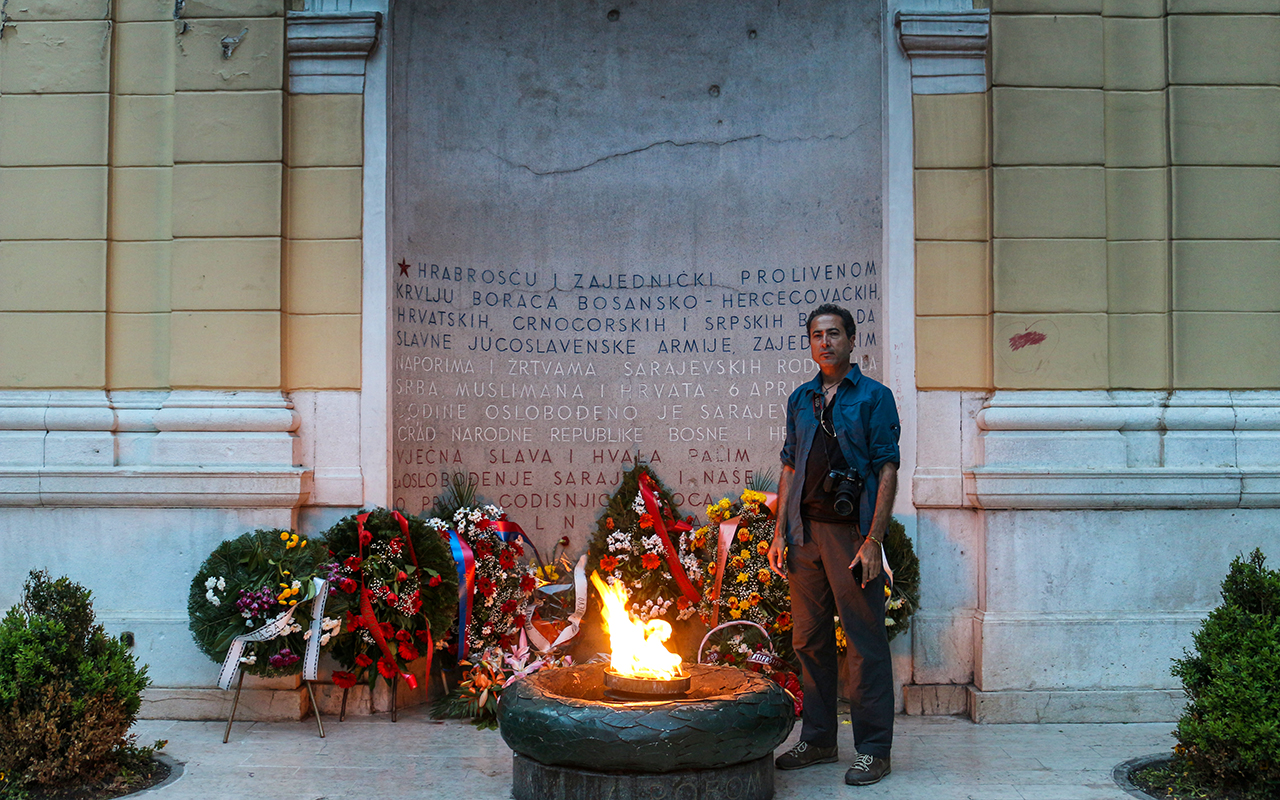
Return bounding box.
[697,620,772,664]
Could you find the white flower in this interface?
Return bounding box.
[240,655,256,665]
[632,493,647,514]
[304,630,313,640]
[320,633,331,646]
[291,580,301,591]
[205,576,217,589]
[217,577,226,591]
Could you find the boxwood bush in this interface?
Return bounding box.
[1171,548,1280,799]
[0,570,151,797]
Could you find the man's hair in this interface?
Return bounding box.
[805,304,856,338]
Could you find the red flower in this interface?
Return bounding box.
[346,612,363,631]
[339,578,357,593]
[355,653,373,668]
[641,553,661,570]
[558,536,571,548]
[474,541,494,559]
[396,570,408,582]
[388,538,403,554]
[498,550,515,570]
[513,613,526,629]
[377,658,397,679]
[428,574,442,587]
[358,529,372,547]
[513,542,524,557]
[500,599,518,615]
[599,555,619,571]
[415,629,430,642]
[476,576,496,598]
[386,592,399,604]
[332,671,358,689]
[638,513,654,529]
[344,556,363,571]
[519,574,536,593]
[396,630,411,643]
[379,621,395,640]
[477,518,493,531]
[606,518,614,530]
[398,642,419,662]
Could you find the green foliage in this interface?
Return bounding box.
[882,517,920,641]
[1171,549,1280,800]
[188,529,328,678]
[0,571,150,795]
[429,472,480,522]
[322,508,459,689]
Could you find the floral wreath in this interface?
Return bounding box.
[430,504,538,658]
[692,488,795,665]
[322,509,458,691]
[188,529,331,677]
[587,464,702,625]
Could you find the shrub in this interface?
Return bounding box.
[1171,549,1280,800]
[0,570,150,796]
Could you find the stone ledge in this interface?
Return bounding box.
[0,467,311,507]
[904,683,970,716]
[968,687,1185,724]
[140,686,311,722]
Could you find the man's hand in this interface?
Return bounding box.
[850,537,882,587]
[768,528,786,577]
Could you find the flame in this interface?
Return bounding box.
[590,571,683,680]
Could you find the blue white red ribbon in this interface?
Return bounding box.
[447,529,476,659]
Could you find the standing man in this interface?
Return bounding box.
[768,303,900,786]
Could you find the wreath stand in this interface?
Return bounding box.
[222,673,326,743]
[337,675,413,723]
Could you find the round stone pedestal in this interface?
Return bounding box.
[512,753,775,800]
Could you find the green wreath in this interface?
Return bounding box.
[586,463,698,624]
[188,529,330,677]
[882,516,920,640]
[321,508,458,691]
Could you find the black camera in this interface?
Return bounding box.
[822,469,864,517]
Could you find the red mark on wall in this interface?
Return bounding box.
[1008,330,1048,351]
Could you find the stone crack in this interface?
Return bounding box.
[486,127,866,176]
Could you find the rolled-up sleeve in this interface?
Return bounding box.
[779,392,798,468]
[868,386,901,471]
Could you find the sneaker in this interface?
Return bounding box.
[844,753,891,785]
[775,740,838,770]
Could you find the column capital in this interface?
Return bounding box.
[285,11,382,94]
[896,10,990,95]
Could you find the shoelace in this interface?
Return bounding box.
[788,741,813,755]
[850,753,875,772]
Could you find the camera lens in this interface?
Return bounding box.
[833,481,857,517]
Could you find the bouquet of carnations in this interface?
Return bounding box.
[322,509,458,692]
[586,464,703,625]
[691,488,794,664]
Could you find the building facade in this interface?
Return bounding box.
[1,0,1276,721]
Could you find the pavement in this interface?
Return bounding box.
[130,709,1173,800]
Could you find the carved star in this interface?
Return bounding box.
[398,258,411,277]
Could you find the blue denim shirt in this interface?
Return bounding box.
[779,365,901,545]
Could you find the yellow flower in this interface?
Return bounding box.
[727,596,739,609]
[289,599,297,606]
[756,541,769,555]
[280,532,290,541]
[279,583,289,589]
[884,585,892,598]
[299,540,307,548]
[730,557,745,570]
[738,549,751,561]
[748,592,761,607]
[729,608,743,619]
[282,570,290,576]
[735,572,749,584]
[757,568,772,584]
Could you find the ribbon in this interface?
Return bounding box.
[354,511,427,691]
[217,604,301,690]
[637,473,701,605]
[491,518,544,567]
[709,491,778,627]
[447,529,476,659]
[302,577,328,681]
[524,553,588,653]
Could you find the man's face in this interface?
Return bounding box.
[808,314,852,371]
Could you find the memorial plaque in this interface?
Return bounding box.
[391,0,884,551]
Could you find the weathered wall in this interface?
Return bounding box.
[389,0,886,551]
